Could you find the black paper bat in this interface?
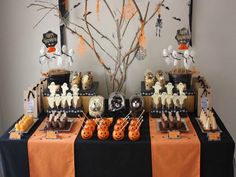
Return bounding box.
[173,17,181,21]
[83,11,92,17]
[162,4,170,10]
[73,2,81,9]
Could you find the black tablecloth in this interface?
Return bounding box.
[190,110,235,177]
[0,114,45,177]
[0,111,235,177]
[74,113,152,177]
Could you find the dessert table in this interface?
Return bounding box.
[0,111,234,177]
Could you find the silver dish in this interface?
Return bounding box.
[196,118,222,134]
[9,118,38,134]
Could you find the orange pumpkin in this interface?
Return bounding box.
[97,129,110,140]
[114,124,126,132]
[86,119,96,126]
[112,130,125,141]
[97,124,108,131]
[99,119,108,126]
[81,129,93,140]
[128,130,140,141]
[84,124,96,132]
[116,118,126,125]
[130,118,139,126]
[128,124,138,132]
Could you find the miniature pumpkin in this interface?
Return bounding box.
[84,124,96,132]
[130,118,139,126]
[86,119,96,126]
[113,124,125,132]
[97,124,108,131]
[128,130,140,141]
[105,118,113,126]
[81,129,93,140]
[97,129,110,140]
[116,118,125,125]
[99,119,108,126]
[112,130,125,141]
[128,125,138,132]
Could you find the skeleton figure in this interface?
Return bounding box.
[155,14,163,37]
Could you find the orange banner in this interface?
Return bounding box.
[149,117,200,177]
[28,118,84,177]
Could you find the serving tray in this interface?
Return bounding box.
[196,118,222,134]
[41,118,75,132]
[9,118,38,134]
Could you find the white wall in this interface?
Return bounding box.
[0,0,235,147]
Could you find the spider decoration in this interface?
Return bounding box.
[162,45,195,70]
[155,14,163,37]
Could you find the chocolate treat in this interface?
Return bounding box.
[51,121,58,129]
[168,112,175,129]
[46,121,52,129]
[58,120,65,129]
[176,121,182,129]
[161,118,169,129]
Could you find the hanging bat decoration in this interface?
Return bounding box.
[83,11,92,17]
[161,4,170,10]
[73,2,81,9]
[173,17,181,21]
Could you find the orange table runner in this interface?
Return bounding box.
[149,117,200,177]
[28,118,84,177]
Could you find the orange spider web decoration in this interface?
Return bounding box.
[122,0,137,20]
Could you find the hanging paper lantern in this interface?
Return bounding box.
[123,0,136,20]
[139,21,146,47]
[78,36,86,55]
[96,0,100,21]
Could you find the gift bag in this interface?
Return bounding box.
[24,87,38,117]
[193,76,213,116]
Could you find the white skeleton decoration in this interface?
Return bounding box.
[66,92,73,109]
[48,82,58,96]
[152,82,162,108]
[48,95,55,109]
[55,94,61,109]
[177,82,185,95]
[61,83,69,96]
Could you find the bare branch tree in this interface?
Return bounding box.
[28,0,166,93]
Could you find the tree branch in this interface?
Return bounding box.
[132,0,143,21]
[103,0,116,21]
[79,18,118,50]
